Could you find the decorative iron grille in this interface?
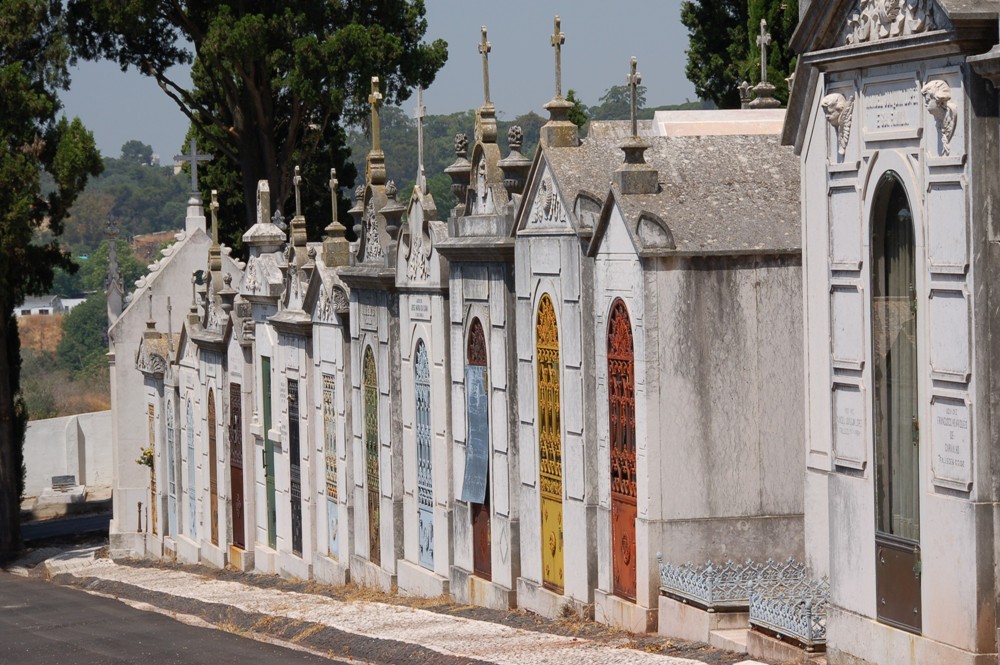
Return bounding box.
[749,575,829,650]
[658,556,807,611]
[415,340,434,569]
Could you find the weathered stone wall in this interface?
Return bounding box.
[23,410,113,496]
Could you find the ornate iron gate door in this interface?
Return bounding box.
[415,341,434,569]
[288,379,303,555]
[262,357,276,548]
[363,347,381,565]
[166,401,177,537]
[187,399,197,539]
[323,374,338,558]
[229,383,245,549]
[208,389,219,546]
[467,320,492,580]
[148,404,157,536]
[537,294,564,592]
[608,300,637,601]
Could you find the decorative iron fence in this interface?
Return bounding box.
[748,575,829,651]
[657,555,806,612]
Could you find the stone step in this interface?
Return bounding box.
[710,628,749,653]
[746,628,826,664]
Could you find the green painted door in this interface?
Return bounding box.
[262,356,276,549]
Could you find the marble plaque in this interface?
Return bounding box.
[931,396,972,491]
[833,383,866,470]
[927,182,967,274]
[831,285,865,370]
[830,186,862,269]
[409,293,431,321]
[533,242,561,276]
[929,289,970,382]
[863,77,921,141]
[360,304,377,331]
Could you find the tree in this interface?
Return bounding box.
[681,1,749,109]
[746,0,799,104]
[57,292,108,377]
[588,84,646,121]
[120,139,152,165]
[0,0,102,560]
[67,1,449,247]
[565,89,588,128]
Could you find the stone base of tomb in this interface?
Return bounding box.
[657,593,749,644]
[398,559,449,598]
[228,545,253,572]
[450,565,516,610]
[747,630,825,664]
[172,534,201,564]
[277,552,312,581]
[594,588,657,633]
[516,576,593,621]
[313,555,349,586]
[823,606,994,665]
[109,529,147,560]
[253,544,278,574]
[350,555,396,593]
[200,541,227,569]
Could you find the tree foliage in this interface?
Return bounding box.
[120,139,153,165]
[67,1,449,248]
[747,0,799,104]
[565,89,588,128]
[588,84,647,121]
[57,291,108,376]
[0,0,102,559]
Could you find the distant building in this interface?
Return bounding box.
[15,295,65,317]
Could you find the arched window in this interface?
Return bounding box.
[464,318,491,579]
[415,340,433,569]
[608,299,637,601]
[871,171,920,633]
[363,346,380,565]
[536,294,563,592]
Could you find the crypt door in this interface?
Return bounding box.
[323,373,338,558]
[415,340,434,569]
[166,400,177,537]
[608,300,637,601]
[229,383,246,549]
[148,405,157,535]
[537,294,564,592]
[262,357,277,548]
[208,389,219,546]
[187,399,197,539]
[464,319,492,580]
[288,379,303,555]
[871,172,921,634]
[363,346,381,565]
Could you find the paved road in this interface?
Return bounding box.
[0,573,337,664]
[21,514,110,543]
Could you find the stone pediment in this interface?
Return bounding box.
[466,143,508,218]
[516,162,572,234]
[135,334,170,377]
[397,188,448,289]
[305,264,350,324]
[240,255,284,301]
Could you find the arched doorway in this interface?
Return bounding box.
[465,318,491,580]
[608,299,637,601]
[363,346,381,565]
[208,389,219,547]
[537,294,563,592]
[415,340,434,569]
[228,383,245,549]
[166,400,177,537]
[870,171,921,633]
[186,399,197,540]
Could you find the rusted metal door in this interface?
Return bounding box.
[208,389,218,546]
[288,379,303,555]
[228,383,245,549]
[608,300,637,601]
[363,346,381,565]
[537,295,563,592]
[415,341,434,570]
[467,319,492,580]
[322,373,338,558]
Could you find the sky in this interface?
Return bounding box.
[60,1,697,162]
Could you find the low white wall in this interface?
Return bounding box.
[24,410,112,496]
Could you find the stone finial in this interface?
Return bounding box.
[445,133,472,202]
[415,86,427,192]
[479,26,492,106]
[551,15,565,100]
[366,77,387,185]
[739,80,752,109]
[455,133,469,157]
[749,19,781,109]
[348,185,366,238]
[173,137,213,195]
[209,189,222,272]
[508,125,523,152]
[293,165,303,218]
[323,168,350,267]
[616,56,658,196]
[628,57,642,139]
[757,19,771,86]
[540,15,578,149]
[256,180,271,226]
[381,180,405,240]
[499,125,531,195]
[289,167,307,263]
[271,209,286,232]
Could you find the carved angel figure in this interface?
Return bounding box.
[921,79,958,156]
[845,0,937,44]
[821,92,856,157]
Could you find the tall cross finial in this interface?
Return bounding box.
[209,190,220,245]
[368,77,383,152]
[627,56,642,139]
[293,165,303,217]
[147,289,154,323]
[173,138,213,193]
[551,15,565,99]
[479,26,492,105]
[329,168,339,226]
[757,19,772,86]
[415,86,427,191]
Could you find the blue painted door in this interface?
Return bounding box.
[415,341,433,569]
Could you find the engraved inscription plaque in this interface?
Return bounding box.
[931,396,972,491]
[864,78,921,141]
[409,293,431,321]
[833,383,866,470]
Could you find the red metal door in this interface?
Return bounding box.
[229,382,245,549]
[608,300,637,601]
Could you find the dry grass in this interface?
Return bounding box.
[19,315,64,353]
[290,622,326,643]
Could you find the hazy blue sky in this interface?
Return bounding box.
[60,1,696,161]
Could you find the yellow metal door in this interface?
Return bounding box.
[537,295,563,591]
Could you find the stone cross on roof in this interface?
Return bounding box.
[757,19,771,86]
[210,190,220,245]
[415,86,427,192]
[628,56,642,139]
[174,138,213,193]
[293,165,303,217]
[479,26,492,105]
[256,180,271,225]
[551,15,565,99]
[369,76,383,153]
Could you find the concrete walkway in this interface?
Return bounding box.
[60,559,768,665]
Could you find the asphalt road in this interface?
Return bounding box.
[0,573,338,664]
[21,513,110,543]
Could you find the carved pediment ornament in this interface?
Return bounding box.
[406,222,431,282]
[821,92,855,156]
[843,0,942,46]
[529,174,565,226]
[316,284,334,322]
[332,287,349,315]
[243,260,259,293]
[362,196,384,263]
[921,79,958,156]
